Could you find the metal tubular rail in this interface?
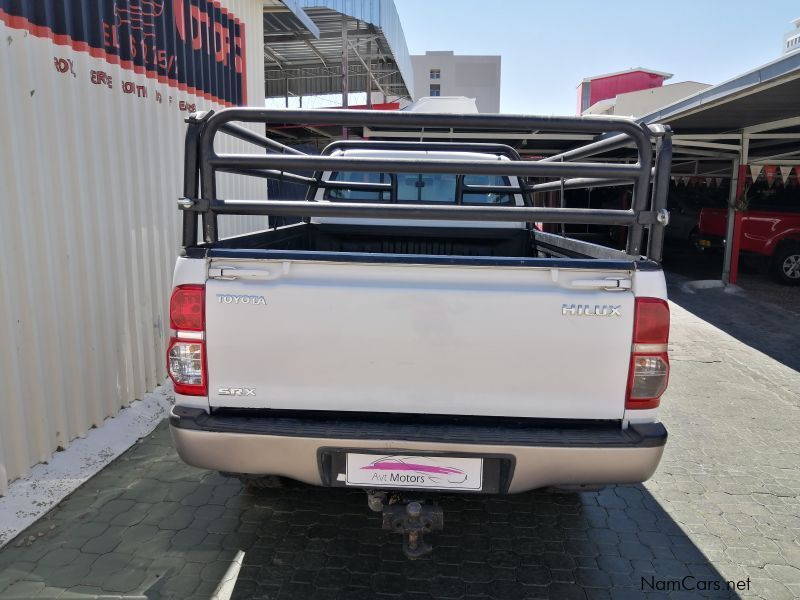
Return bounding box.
[528,172,654,193]
[538,122,656,254]
[315,140,535,204]
[208,199,639,225]
[215,167,317,184]
[320,140,524,161]
[319,180,393,192]
[540,124,665,163]
[207,154,643,179]
[219,122,306,155]
[646,127,673,261]
[184,108,666,257]
[182,118,202,246]
[540,131,636,163]
[459,184,531,194]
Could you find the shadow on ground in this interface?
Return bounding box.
[0,422,741,599]
[662,241,800,373]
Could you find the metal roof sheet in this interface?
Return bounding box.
[264,0,413,100]
[639,51,800,132]
[264,0,321,38]
[581,68,673,83]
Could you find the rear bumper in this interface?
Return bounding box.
[169,407,667,493]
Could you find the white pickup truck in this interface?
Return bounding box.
[168,109,672,557]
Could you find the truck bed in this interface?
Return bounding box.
[194,222,660,275]
[206,222,537,259]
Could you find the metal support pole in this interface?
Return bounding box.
[559,157,566,236]
[647,129,672,262]
[366,40,373,108]
[341,14,349,138]
[723,161,746,285]
[341,15,349,109]
[182,119,202,247]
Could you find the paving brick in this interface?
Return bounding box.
[158,508,196,531]
[429,575,466,598]
[80,526,124,555]
[43,552,97,590]
[38,548,80,568]
[517,564,551,586]
[109,502,152,527]
[156,573,201,597]
[0,581,46,598]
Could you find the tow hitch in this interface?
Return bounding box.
[367,492,444,559]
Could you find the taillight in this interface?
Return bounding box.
[626,298,670,410]
[170,285,204,331]
[168,285,207,396]
[167,338,207,395]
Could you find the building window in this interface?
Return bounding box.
[430,69,441,80]
[429,84,441,97]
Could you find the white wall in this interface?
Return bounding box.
[583,82,710,118]
[411,51,501,113]
[614,82,710,118]
[0,0,268,494]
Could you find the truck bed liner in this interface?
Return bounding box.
[208,223,535,258]
[197,222,660,270]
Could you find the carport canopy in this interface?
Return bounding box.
[636,51,800,284]
[263,0,413,103]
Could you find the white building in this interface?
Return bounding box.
[582,81,711,118]
[783,18,800,55]
[411,51,501,113]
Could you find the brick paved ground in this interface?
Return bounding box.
[0,281,798,599]
[661,240,800,326]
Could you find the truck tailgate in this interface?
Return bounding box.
[205,259,635,420]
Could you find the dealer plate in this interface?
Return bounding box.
[344,453,483,491]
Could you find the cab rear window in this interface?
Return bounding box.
[325,171,390,202]
[325,172,514,205]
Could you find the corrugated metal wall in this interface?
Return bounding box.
[0,0,269,495]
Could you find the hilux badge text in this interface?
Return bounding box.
[217,294,267,306]
[561,304,622,317]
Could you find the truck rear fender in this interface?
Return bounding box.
[631,269,667,300]
[173,256,207,288]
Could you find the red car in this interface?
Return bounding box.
[698,207,800,285]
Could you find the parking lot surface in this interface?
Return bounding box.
[0,283,798,599]
[661,240,800,323]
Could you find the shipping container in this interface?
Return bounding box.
[0,0,269,494]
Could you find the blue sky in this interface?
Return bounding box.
[394,0,799,115]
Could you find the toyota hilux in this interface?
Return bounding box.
[168,109,673,557]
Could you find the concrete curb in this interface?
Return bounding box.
[211,550,246,600]
[0,382,173,549]
[678,278,744,295]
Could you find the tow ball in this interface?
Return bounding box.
[367,492,444,559]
